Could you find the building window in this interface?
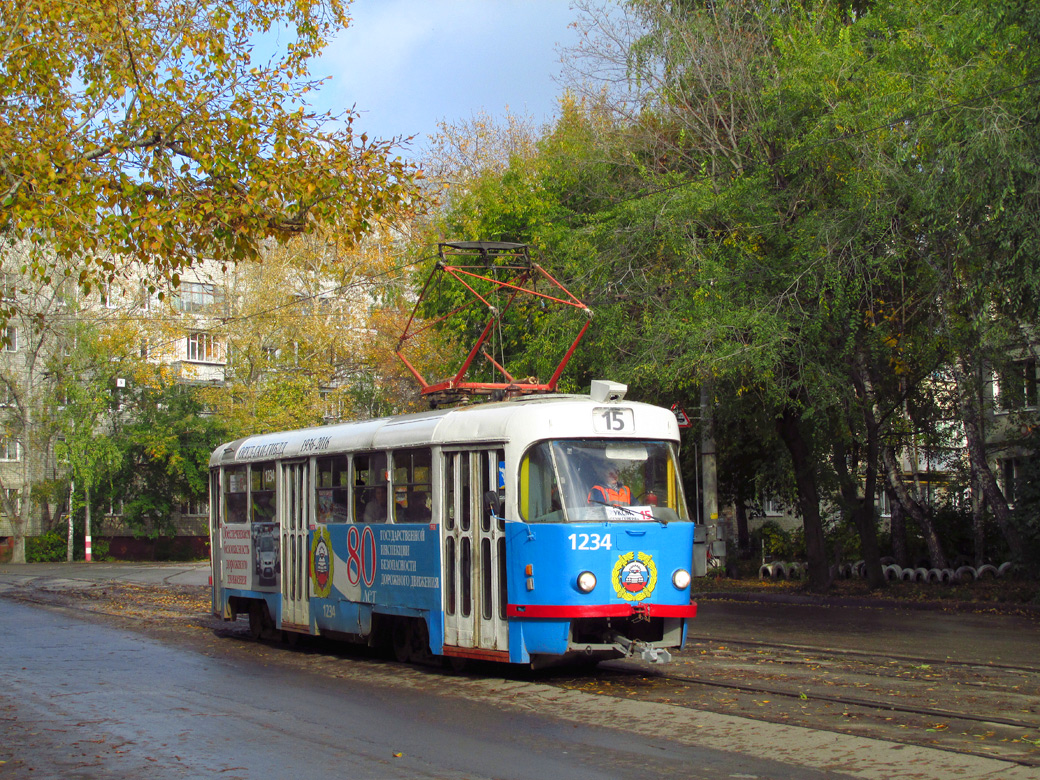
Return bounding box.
[138,283,153,312]
[877,489,892,518]
[997,359,1039,410]
[186,332,220,363]
[321,389,343,422]
[0,437,21,461]
[1000,458,1024,504]
[1,275,16,302]
[179,498,209,516]
[2,488,20,515]
[3,326,17,352]
[173,282,225,314]
[100,282,117,309]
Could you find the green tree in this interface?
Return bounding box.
[415,0,1040,590]
[99,372,227,537]
[53,321,126,559]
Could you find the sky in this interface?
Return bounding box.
[313,1,586,157]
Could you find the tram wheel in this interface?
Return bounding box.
[391,618,432,664]
[248,602,264,641]
[392,619,412,663]
[408,618,432,665]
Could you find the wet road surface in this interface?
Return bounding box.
[1,598,851,780]
[2,565,1039,779]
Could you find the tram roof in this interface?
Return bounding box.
[209,393,681,467]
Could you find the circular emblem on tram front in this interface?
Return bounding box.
[612,551,658,602]
[311,526,333,598]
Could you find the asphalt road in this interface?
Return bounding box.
[2,562,1039,779]
[2,596,849,780]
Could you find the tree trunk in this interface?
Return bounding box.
[11,533,25,564]
[847,347,887,589]
[882,445,948,569]
[971,465,986,568]
[734,499,750,554]
[67,479,75,562]
[887,486,908,567]
[777,405,831,592]
[951,357,1025,561]
[832,439,885,589]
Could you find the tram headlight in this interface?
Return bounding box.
[576,571,597,593]
[672,569,692,590]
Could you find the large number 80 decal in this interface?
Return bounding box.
[346,524,377,588]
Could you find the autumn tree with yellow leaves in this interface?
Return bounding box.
[0,0,418,322]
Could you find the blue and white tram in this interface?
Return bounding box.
[208,381,706,666]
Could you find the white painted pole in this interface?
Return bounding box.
[85,484,92,562]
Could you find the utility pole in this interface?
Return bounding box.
[700,383,721,566]
[85,484,92,562]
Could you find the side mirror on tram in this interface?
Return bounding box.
[483,490,502,518]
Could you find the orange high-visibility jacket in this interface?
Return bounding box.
[588,484,632,505]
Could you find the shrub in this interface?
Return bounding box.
[753,520,795,560]
[25,529,69,562]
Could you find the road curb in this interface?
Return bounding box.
[692,588,1040,616]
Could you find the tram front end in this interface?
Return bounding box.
[507,435,702,666]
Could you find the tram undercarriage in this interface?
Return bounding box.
[567,615,685,664]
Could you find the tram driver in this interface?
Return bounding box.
[588,463,632,506]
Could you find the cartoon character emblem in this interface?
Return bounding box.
[612,551,658,601]
[311,526,333,599]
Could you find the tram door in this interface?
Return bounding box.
[209,470,222,617]
[280,460,311,632]
[442,449,508,654]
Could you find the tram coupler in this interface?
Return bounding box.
[639,645,672,664]
[614,635,672,664]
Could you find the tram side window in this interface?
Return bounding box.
[519,443,560,522]
[444,453,456,530]
[224,466,248,523]
[250,462,277,523]
[355,452,389,523]
[316,454,350,523]
[393,448,432,523]
[480,449,505,531]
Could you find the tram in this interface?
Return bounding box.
[208,381,706,667]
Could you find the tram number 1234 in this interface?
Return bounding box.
[568,533,613,551]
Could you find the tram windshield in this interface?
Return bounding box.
[520,439,690,523]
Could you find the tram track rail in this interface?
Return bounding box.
[650,668,1040,731]
[574,635,1040,768]
[684,633,1040,675]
